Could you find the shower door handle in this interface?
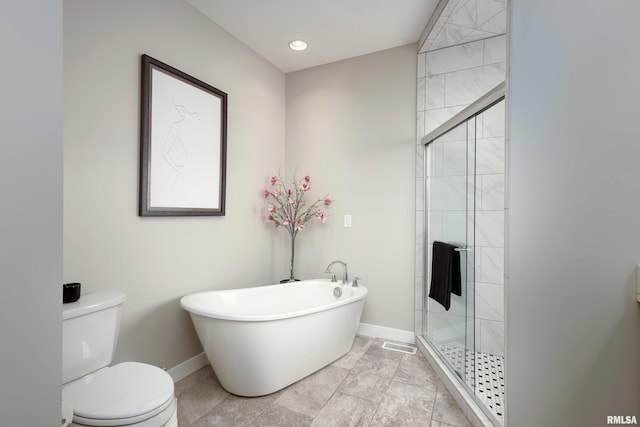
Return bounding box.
[454,247,468,252]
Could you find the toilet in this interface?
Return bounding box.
[62,291,178,427]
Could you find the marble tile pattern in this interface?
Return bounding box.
[176,336,471,427]
[416,26,506,367]
[473,99,505,357]
[420,0,507,53]
[419,37,506,137]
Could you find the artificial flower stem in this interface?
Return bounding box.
[289,232,296,281]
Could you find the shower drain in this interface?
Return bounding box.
[381,342,417,354]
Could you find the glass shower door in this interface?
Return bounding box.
[424,116,476,384]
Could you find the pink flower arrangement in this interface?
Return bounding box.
[263,173,332,234]
[262,173,333,281]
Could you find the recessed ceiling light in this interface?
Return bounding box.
[288,40,308,51]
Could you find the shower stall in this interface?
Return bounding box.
[417,83,505,425]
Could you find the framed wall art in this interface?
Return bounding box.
[139,54,227,216]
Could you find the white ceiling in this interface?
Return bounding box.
[185,0,439,73]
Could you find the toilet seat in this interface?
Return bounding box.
[62,362,175,427]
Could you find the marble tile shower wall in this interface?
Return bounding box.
[421,0,507,52]
[416,35,506,357]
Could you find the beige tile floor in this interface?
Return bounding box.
[175,336,471,427]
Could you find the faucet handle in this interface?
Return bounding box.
[326,271,337,282]
[352,276,361,287]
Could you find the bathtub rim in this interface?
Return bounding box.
[180,279,367,322]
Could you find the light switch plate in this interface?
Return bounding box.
[344,215,352,228]
[637,265,640,302]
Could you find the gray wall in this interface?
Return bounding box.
[0,2,63,426]
[507,0,640,425]
[64,0,286,369]
[285,45,417,331]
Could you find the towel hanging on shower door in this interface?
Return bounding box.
[428,241,462,310]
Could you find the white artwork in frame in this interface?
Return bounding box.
[140,54,227,216]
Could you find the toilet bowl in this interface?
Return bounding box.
[62,292,178,427]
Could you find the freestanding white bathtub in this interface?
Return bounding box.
[180,279,367,396]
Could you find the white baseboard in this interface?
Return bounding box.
[167,352,209,383]
[357,322,415,344]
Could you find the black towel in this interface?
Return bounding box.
[428,241,462,310]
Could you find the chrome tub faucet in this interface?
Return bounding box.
[325,260,348,285]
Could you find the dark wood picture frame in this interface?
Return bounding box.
[139,54,227,216]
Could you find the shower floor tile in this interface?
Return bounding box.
[176,336,471,426]
[439,344,505,423]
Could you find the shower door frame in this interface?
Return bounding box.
[423,118,476,380]
[422,82,505,150]
[420,81,506,426]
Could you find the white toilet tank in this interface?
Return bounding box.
[62,291,127,385]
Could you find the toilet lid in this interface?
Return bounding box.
[62,362,174,422]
